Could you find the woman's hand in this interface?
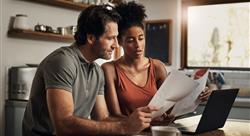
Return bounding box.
[198,87,213,102]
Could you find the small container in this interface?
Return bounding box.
[13,14,30,30]
[45,26,53,33]
[34,24,46,32]
[67,26,77,35]
[57,27,67,35]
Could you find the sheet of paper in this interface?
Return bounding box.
[171,69,209,116]
[148,70,199,118]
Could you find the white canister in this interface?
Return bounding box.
[13,14,30,30]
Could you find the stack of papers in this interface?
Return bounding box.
[148,69,209,118]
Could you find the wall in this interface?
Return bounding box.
[140,0,182,71]
[0,0,81,134]
[0,0,3,135]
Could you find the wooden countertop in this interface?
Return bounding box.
[133,118,250,136]
[188,119,250,136]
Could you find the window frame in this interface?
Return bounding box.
[180,0,250,71]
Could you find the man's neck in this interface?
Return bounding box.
[78,45,97,63]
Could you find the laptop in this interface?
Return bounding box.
[171,88,239,135]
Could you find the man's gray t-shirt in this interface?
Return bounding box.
[22,45,104,136]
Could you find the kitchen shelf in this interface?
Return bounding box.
[8,29,74,43]
[25,0,90,11]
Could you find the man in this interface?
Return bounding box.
[22,4,156,136]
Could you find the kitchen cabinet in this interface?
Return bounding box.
[5,100,27,136]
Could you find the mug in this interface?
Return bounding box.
[151,126,182,136]
[13,14,30,30]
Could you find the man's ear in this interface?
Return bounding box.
[87,34,96,45]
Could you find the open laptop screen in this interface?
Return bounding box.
[173,88,239,134]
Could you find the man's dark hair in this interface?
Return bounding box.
[115,1,147,39]
[74,5,120,46]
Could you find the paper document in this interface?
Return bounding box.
[148,70,199,118]
[171,69,209,116]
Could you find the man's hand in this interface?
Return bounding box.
[122,106,158,134]
[151,113,175,126]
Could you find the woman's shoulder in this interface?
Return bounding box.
[101,61,118,80]
[149,58,168,84]
[101,60,118,73]
[150,58,165,69]
[102,61,114,68]
[102,57,123,68]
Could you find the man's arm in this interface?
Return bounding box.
[91,95,124,121]
[47,88,155,135]
[47,88,124,135]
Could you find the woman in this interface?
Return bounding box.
[102,1,211,124]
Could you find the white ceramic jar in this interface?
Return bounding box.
[13,14,30,30]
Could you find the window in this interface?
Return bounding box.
[181,0,250,102]
[181,0,250,71]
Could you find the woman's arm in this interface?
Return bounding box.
[152,59,168,88]
[151,59,176,125]
[102,62,126,118]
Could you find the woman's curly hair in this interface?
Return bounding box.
[115,1,147,39]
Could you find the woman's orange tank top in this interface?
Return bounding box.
[114,58,158,115]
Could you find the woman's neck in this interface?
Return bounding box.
[121,55,148,69]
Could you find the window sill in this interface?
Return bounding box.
[233,97,250,108]
[200,97,250,108]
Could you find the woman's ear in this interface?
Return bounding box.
[86,34,96,45]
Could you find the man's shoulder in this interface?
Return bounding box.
[39,46,78,71]
[49,47,77,62]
